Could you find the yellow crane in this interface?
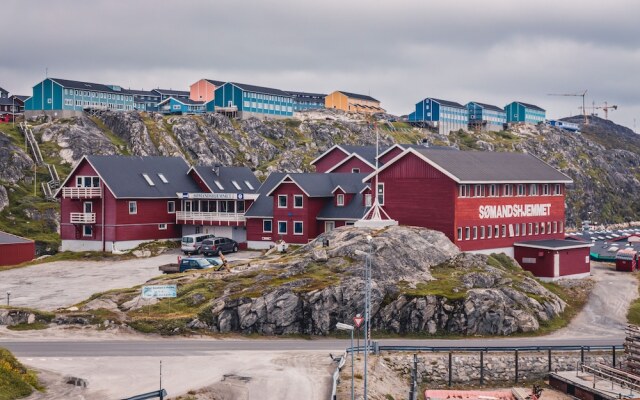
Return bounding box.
[548,90,588,124]
[579,101,618,120]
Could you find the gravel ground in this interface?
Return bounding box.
[0,250,260,311]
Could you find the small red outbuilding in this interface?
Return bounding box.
[514,239,593,280]
[0,231,35,266]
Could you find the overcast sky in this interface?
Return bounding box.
[3,0,639,130]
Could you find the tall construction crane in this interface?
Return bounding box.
[548,90,588,124]
[579,101,619,120]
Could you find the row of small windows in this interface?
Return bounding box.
[243,101,293,113]
[457,221,564,241]
[263,219,304,235]
[459,183,562,198]
[65,99,133,110]
[64,89,132,101]
[244,92,293,104]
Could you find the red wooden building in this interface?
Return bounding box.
[0,231,35,266]
[311,145,381,173]
[513,240,592,280]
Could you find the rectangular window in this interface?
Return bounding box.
[528,223,533,235]
[553,221,558,233]
[293,195,303,208]
[325,221,335,232]
[167,201,175,213]
[214,180,224,190]
[278,221,287,234]
[535,223,539,235]
[377,183,384,205]
[494,225,500,238]
[278,195,287,208]
[474,185,484,197]
[541,223,546,234]
[83,225,93,237]
[480,226,485,239]
[365,193,372,207]
[542,184,550,196]
[515,223,520,236]
[158,223,167,230]
[501,224,507,237]
[487,225,493,239]
[517,184,526,196]
[547,222,551,234]
[157,173,168,183]
[457,227,463,241]
[522,223,527,236]
[465,227,470,240]
[459,185,470,197]
[489,184,498,197]
[232,180,242,190]
[352,168,360,173]
[263,219,273,233]
[244,180,255,190]
[503,184,513,196]
[529,184,538,196]
[554,184,562,195]
[337,194,345,206]
[142,173,155,186]
[129,201,137,214]
[293,221,303,235]
[472,226,478,240]
[559,221,563,233]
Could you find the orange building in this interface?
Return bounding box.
[189,79,225,102]
[325,90,384,114]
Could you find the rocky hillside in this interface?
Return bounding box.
[70,226,566,336]
[0,110,638,253]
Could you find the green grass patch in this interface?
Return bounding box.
[88,116,131,155]
[6,322,49,331]
[0,347,43,399]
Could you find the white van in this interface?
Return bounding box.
[181,233,215,255]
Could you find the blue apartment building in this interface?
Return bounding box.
[157,97,208,115]
[408,98,468,135]
[151,89,190,102]
[286,91,326,111]
[214,82,294,119]
[466,102,507,132]
[505,101,546,124]
[128,90,161,112]
[24,78,134,118]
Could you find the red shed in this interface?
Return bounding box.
[514,240,593,280]
[616,248,638,272]
[0,231,35,266]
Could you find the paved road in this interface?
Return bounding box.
[0,336,623,357]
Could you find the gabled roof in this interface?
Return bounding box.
[126,89,160,97]
[366,148,572,184]
[0,231,33,244]
[152,88,190,97]
[58,155,200,199]
[468,102,505,113]
[317,193,368,220]
[190,165,260,194]
[376,143,456,160]
[309,145,350,166]
[0,98,15,106]
[204,79,226,87]
[48,78,124,93]
[11,95,29,102]
[325,152,376,173]
[225,82,292,97]
[511,101,545,112]
[428,98,466,109]
[285,90,327,98]
[157,97,205,106]
[266,173,368,197]
[0,87,7,94]
[244,173,287,218]
[337,91,379,102]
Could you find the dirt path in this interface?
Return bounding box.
[549,262,637,338]
[0,251,259,311]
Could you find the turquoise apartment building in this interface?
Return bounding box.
[467,102,507,132]
[504,101,546,124]
[214,82,294,119]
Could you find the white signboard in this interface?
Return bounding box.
[179,192,244,200]
[141,284,177,299]
[479,203,551,219]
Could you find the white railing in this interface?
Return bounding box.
[176,211,246,223]
[70,212,96,224]
[61,187,102,198]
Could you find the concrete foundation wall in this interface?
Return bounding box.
[25,110,84,119]
[239,111,289,120]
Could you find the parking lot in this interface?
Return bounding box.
[0,250,260,311]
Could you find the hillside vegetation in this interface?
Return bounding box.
[0,347,42,399]
[0,110,639,253]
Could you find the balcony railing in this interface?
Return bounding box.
[70,212,96,224]
[176,211,245,223]
[61,187,102,198]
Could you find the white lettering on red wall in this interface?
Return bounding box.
[478,204,551,219]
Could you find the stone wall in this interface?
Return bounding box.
[384,350,625,386]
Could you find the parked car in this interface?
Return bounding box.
[181,233,215,255]
[159,257,213,274]
[200,237,238,256]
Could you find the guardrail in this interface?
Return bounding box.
[176,211,246,223]
[70,212,96,224]
[347,344,624,353]
[61,187,102,198]
[330,352,346,400]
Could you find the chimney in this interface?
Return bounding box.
[213,164,220,176]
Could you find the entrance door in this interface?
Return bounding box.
[325,221,335,232]
[83,202,93,213]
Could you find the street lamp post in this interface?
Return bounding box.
[6,291,11,306]
[364,234,373,400]
[336,322,355,400]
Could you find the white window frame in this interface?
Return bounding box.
[480,226,485,239]
[542,184,550,196]
[489,184,498,197]
[129,201,137,215]
[474,185,484,197]
[365,193,372,207]
[167,201,175,214]
[83,225,93,237]
[293,221,304,235]
[465,227,471,240]
[263,219,273,233]
[244,180,255,190]
[503,184,513,197]
[157,173,168,184]
[278,195,287,208]
[459,184,470,198]
[529,184,538,196]
[336,193,345,206]
[517,184,526,196]
[472,226,478,240]
[377,183,384,205]
[293,195,303,208]
[325,221,335,232]
[278,221,287,235]
[457,227,463,241]
[352,168,360,173]
[554,184,562,195]
[232,180,242,190]
[487,225,493,239]
[142,173,155,186]
[158,223,167,230]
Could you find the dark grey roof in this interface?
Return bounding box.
[85,155,200,198]
[159,97,204,106]
[229,82,292,97]
[205,79,226,86]
[286,90,327,98]
[11,95,29,102]
[339,145,388,166]
[245,173,286,218]
[126,89,160,97]
[0,87,7,94]
[0,231,33,244]
[318,193,368,220]
[413,148,572,183]
[0,98,14,106]
[49,78,125,93]
[152,89,190,97]
[515,102,545,112]
[192,166,260,194]
[514,239,592,250]
[338,91,379,102]
[429,98,466,109]
[469,102,504,113]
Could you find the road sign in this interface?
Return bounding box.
[353,315,364,328]
[142,285,177,299]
